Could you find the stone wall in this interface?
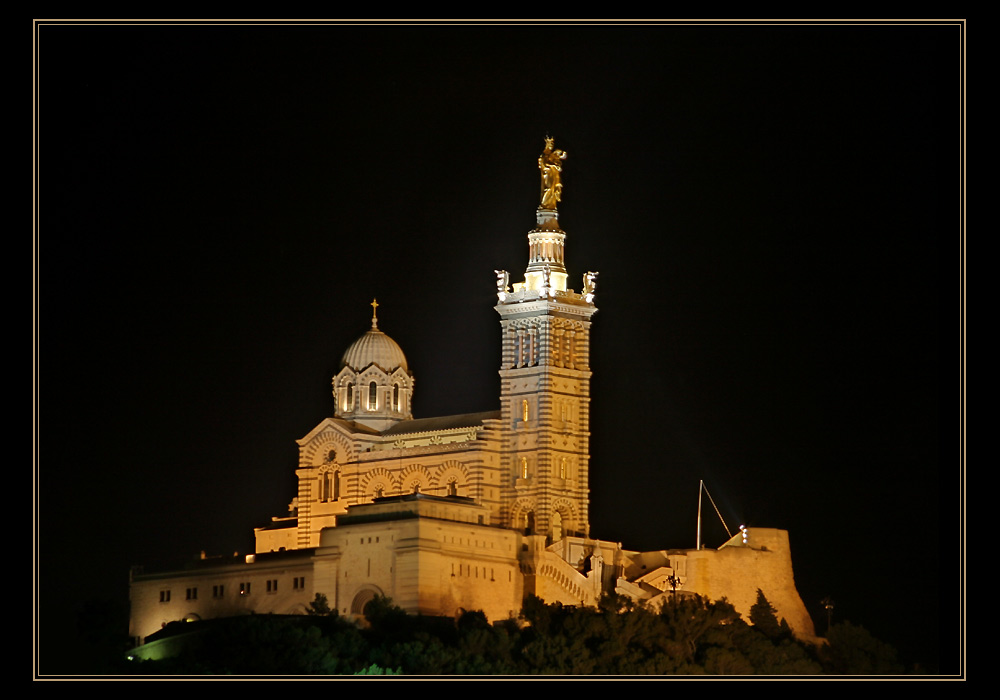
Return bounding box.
[679,528,816,639]
[315,509,522,624]
[128,551,315,644]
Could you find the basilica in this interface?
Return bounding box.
[128,139,815,649]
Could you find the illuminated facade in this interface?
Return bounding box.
[129,140,816,648]
[254,203,598,556]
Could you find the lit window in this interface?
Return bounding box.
[560,457,567,479]
[520,457,528,479]
[368,381,378,410]
[522,399,529,422]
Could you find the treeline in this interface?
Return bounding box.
[121,591,905,676]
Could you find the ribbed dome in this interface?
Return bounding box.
[340,327,408,372]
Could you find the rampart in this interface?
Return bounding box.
[679,528,816,639]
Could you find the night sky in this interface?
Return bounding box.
[35,21,962,675]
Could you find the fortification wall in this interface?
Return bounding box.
[682,528,816,639]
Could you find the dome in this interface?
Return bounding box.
[340,326,408,372]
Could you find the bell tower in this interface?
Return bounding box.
[494,137,599,541]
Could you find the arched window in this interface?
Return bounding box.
[522,399,529,422]
[560,456,567,479]
[520,457,528,479]
[368,381,378,410]
[346,383,354,411]
[393,383,400,411]
[448,480,458,497]
[321,470,341,502]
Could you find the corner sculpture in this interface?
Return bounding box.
[538,136,568,210]
[583,271,598,303]
[494,269,510,301]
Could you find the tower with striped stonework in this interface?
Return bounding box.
[494,137,598,540]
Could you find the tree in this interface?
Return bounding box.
[658,594,740,667]
[821,621,904,674]
[307,592,334,616]
[134,616,345,674]
[363,595,407,630]
[456,608,490,634]
[355,663,401,675]
[749,589,791,641]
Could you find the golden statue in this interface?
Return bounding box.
[538,136,567,210]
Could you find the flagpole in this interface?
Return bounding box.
[696,479,703,551]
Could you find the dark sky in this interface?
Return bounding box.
[35,21,962,675]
